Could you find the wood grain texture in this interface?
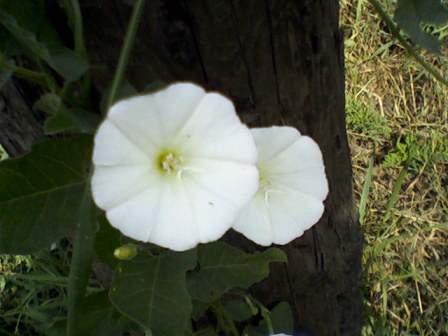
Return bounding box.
[0,80,44,156]
[0,0,362,334]
[83,1,363,334]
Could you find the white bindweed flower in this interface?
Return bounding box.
[91,83,259,251]
[232,126,328,246]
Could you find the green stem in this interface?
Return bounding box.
[0,55,56,90]
[62,0,92,104]
[66,178,96,336]
[71,0,93,104]
[63,0,75,31]
[246,296,275,335]
[212,301,239,336]
[369,0,448,87]
[260,306,274,335]
[70,0,86,57]
[107,0,146,109]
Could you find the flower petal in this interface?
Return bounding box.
[92,83,261,251]
[146,159,259,250]
[251,126,300,163]
[106,183,163,243]
[108,83,205,150]
[231,191,273,246]
[232,126,328,246]
[148,181,199,251]
[268,189,325,244]
[172,93,257,164]
[185,158,259,208]
[93,120,151,166]
[233,187,324,246]
[92,165,159,210]
[182,180,238,243]
[263,136,328,200]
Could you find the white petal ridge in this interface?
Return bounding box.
[232,126,329,246]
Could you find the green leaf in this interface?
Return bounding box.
[187,242,287,303]
[0,8,51,61]
[0,135,93,254]
[44,107,100,135]
[34,93,100,135]
[109,249,197,335]
[44,291,141,336]
[78,291,140,336]
[34,93,62,115]
[191,299,211,320]
[0,26,22,57]
[224,299,253,322]
[48,47,89,82]
[395,0,448,54]
[243,302,293,336]
[0,9,88,81]
[0,0,56,57]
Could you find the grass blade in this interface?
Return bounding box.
[359,153,375,224]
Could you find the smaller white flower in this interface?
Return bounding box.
[232,126,329,246]
[91,83,259,251]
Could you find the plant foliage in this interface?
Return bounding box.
[0,2,290,334]
[394,0,448,54]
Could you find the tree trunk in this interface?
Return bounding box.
[0,1,362,334]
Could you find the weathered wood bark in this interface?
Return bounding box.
[0,1,362,335]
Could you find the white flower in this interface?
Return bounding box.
[91,83,259,251]
[232,126,328,246]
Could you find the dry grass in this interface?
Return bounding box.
[341,0,448,334]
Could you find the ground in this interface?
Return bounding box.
[342,0,448,334]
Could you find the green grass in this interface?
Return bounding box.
[0,241,102,334]
[0,247,69,334]
[342,0,448,334]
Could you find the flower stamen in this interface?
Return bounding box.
[264,188,284,206]
[177,166,204,181]
[157,151,183,175]
[157,151,204,180]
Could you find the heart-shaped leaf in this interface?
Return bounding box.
[109,249,197,335]
[0,135,93,254]
[187,242,287,303]
[78,291,141,336]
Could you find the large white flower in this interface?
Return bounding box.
[91,83,259,251]
[232,126,328,246]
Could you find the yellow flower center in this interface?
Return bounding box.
[157,150,183,175]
